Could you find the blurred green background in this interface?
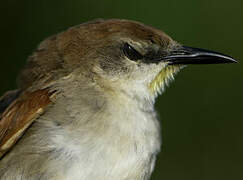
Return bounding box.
[0,0,242,179]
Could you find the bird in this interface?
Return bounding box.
[0,19,236,180]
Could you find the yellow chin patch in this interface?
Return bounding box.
[149,65,182,96]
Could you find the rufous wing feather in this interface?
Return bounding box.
[0,89,57,158]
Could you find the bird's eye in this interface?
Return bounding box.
[123,43,143,61]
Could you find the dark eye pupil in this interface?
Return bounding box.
[123,43,143,61]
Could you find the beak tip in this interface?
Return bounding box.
[225,57,238,64]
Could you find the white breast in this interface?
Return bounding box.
[50,93,161,180]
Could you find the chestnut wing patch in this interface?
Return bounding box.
[0,89,57,159]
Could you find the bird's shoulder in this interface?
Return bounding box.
[0,88,57,159]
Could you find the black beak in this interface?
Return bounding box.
[164,46,237,65]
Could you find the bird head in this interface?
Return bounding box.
[18,19,236,102]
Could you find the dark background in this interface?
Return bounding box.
[0,0,242,179]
